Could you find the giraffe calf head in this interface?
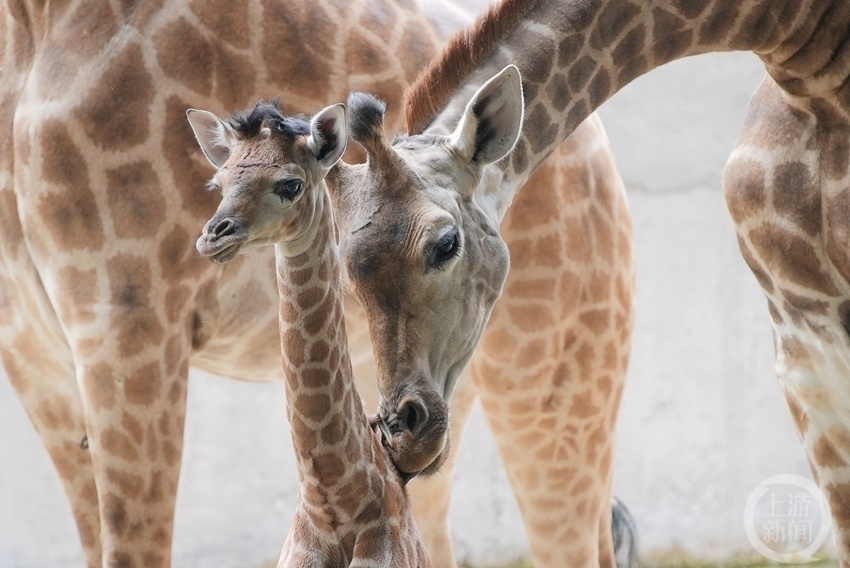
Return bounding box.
[187,100,346,260]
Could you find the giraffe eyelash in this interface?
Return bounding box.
[205,180,222,194]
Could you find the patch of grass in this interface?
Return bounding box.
[459,563,533,568]
[459,558,838,568]
[636,558,837,568]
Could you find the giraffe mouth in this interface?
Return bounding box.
[369,414,421,484]
[196,237,244,263]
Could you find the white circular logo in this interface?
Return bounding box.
[744,474,830,563]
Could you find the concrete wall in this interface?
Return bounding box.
[0,52,822,566]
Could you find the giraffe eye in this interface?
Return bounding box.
[273,179,304,202]
[431,228,461,267]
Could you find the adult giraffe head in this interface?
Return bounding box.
[327,65,525,475]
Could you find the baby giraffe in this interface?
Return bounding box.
[187,101,430,567]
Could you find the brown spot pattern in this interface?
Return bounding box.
[153,18,212,96]
[111,305,165,359]
[159,226,205,282]
[75,44,154,150]
[773,161,821,236]
[651,7,693,63]
[189,0,250,48]
[37,121,105,252]
[748,223,838,296]
[724,158,767,224]
[84,363,116,413]
[106,162,166,239]
[107,254,152,309]
[101,428,139,462]
[525,102,560,155]
[57,266,98,324]
[814,435,848,468]
[162,97,218,221]
[826,482,850,529]
[611,26,647,86]
[124,363,161,406]
[261,0,332,100]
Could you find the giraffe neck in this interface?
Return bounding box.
[275,189,374,526]
[424,0,848,189]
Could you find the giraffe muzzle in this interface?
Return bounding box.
[375,392,450,482]
[196,217,248,262]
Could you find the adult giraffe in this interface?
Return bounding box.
[328,0,850,563]
[0,1,633,567]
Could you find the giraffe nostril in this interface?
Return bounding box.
[210,218,238,239]
[398,398,428,434]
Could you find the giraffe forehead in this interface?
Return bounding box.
[219,143,309,185]
[234,133,307,165]
[393,136,458,174]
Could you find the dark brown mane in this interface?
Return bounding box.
[229,99,310,139]
[403,0,538,134]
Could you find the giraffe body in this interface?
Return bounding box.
[0,0,633,566]
[188,101,428,568]
[331,0,850,564]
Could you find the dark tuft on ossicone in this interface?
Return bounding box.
[229,99,310,139]
[347,92,387,145]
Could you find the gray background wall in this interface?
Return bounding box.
[0,52,823,566]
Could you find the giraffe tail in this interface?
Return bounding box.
[612,496,640,568]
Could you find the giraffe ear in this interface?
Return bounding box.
[449,64,524,165]
[186,108,238,169]
[308,103,348,170]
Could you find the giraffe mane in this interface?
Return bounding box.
[229,99,310,139]
[403,0,538,134]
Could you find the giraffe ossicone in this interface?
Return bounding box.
[189,99,431,567]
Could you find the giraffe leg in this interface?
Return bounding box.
[0,292,102,566]
[472,122,634,567]
[769,323,850,566]
[407,370,478,568]
[471,336,624,568]
[69,298,193,568]
[2,346,102,568]
[724,77,850,565]
[0,184,101,565]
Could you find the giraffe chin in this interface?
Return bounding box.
[196,240,243,263]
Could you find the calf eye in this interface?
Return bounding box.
[273,179,304,201]
[432,228,460,266]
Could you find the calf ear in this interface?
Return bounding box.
[186,109,238,168]
[308,103,348,170]
[449,65,524,165]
